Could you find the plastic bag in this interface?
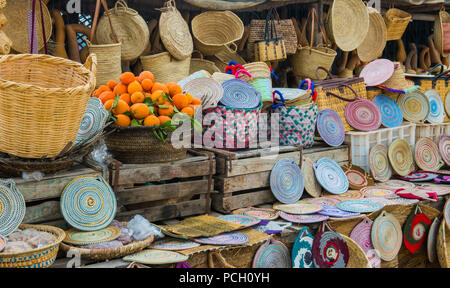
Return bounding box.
[22,171,44,181]
[3,241,33,253]
[127,214,164,240]
[90,141,111,165]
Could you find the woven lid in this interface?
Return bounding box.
[341,164,374,190]
[280,212,329,224]
[403,205,431,254]
[194,231,249,245]
[123,249,188,265]
[415,137,444,172]
[371,211,402,261]
[149,238,200,251]
[232,207,279,221]
[439,136,450,167]
[292,227,315,268]
[182,77,223,110]
[316,109,345,147]
[270,158,304,204]
[350,217,381,268]
[63,226,121,245]
[427,217,441,263]
[253,239,291,268]
[302,158,323,198]
[424,90,445,124]
[75,98,108,146]
[337,199,384,213]
[318,204,360,218]
[218,214,260,228]
[369,144,393,182]
[221,79,261,109]
[0,179,25,237]
[345,98,382,131]
[434,10,450,57]
[273,202,323,215]
[159,0,193,60]
[388,139,414,176]
[312,224,350,268]
[357,8,387,63]
[360,59,395,86]
[373,94,403,128]
[313,157,349,195]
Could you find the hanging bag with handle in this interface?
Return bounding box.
[254,10,287,62]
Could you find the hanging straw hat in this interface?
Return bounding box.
[326,0,369,52]
[357,7,387,63]
[434,10,450,57]
[380,62,416,91]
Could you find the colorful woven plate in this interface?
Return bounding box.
[63,226,121,245]
[253,239,291,268]
[403,205,431,254]
[424,90,445,124]
[149,238,200,251]
[270,158,304,204]
[376,179,416,190]
[371,211,402,261]
[341,164,374,190]
[337,199,384,213]
[350,217,380,268]
[221,79,261,109]
[60,176,117,231]
[303,197,341,207]
[182,78,224,110]
[302,158,322,198]
[194,232,249,246]
[390,198,419,205]
[316,109,345,147]
[397,172,439,182]
[292,227,315,268]
[345,98,382,131]
[427,217,440,263]
[360,59,395,86]
[445,198,450,230]
[388,139,414,176]
[325,190,364,201]
[361,186,398,199]
[279,212,329,224]
[273,202,323,215]
[365,197,396,207]
[232,207,279,220]
[373,94,403,128]
[397,91,430,123]
[254,221,292,235]
[123,249,189,265]
[318,204,361,218]
[445,91,450,117]
[312,224,349,268]
[313,157,349,195]
[439,136,450,167]
[415,137,444,172]
[75,97,108,145]
[415,184,450,196]
[218,214,260,228]
[369,144,393,182]
[0,179,25,237]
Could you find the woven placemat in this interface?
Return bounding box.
[164,215,245,238]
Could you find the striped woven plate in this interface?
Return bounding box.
[388,139,414,176]
[369,144,393,182]
[415,137,444,171]
[424,90,445,124]
[0,179,25,237]
[63,226,121,245]
[397,91,430,123]
[371,211,402,261]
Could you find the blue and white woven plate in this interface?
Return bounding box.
[373,94,403,128]
[424,90,445,124]
[60,176,117,231]
[337,199,384,213]
[292,227,315,268]
[317,204,360,218]
[316,109,345,147]
[220,79,261,109]
[218,214,260,228]
[270,158,304,204]
[75,98,108,146]
[313,157,349,195]
[0,179,25,237]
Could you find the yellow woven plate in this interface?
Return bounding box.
[388,139,414,176]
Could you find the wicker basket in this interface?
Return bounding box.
[0,224,65,268]
[87,40,121,88]
[105,125,188,164]
[384,8,412,41]
[140,52,191,84]
[210,47,247,72]
[341,234,371,268]
[0,54,97,159]
[190,52,221,75]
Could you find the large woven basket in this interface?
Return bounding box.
[437,218,450,268]
[105,125,188,164]
[190,52,221,75]
[87,40,121,88]
[384,8,412,41]
[140,52,191,84]
[0,224,65,268]
[0,54,97,159]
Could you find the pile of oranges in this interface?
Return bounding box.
[92,71,202,127]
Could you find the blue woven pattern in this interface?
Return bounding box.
[0,179,25,237]
[75,98,108,145]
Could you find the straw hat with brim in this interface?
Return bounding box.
[357,7,387,63]
[434,10,450,57]
[382,62,415,91]
[327,0,369,52]
[2,0,53,54]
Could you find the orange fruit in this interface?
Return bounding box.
[181,106,194,117]
[130,103,150,120]
[131,92,145,104]
[166,82,182,97]
[151,82,169,94]
[107,80,117,90]
[185,93,193,104]
[119,93,131,105]
[113,82,128,95]
[99,91,116,104]
[120,72,135,85]
[112,100,130,115]
[172,93,189,110]
[128,81,143,95]
[158,101,174,117]
[104,99,114,111]
[191,97,202,105]
[93,85,111,98]
[141,79,154,91]
[115,114,131,127]
[158,115,171,124]
[138,71,155,83]
[143,114,160,126]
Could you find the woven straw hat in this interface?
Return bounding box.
[357,7,387,63]
[327,0,369,52]
[382,62,415,90]
[434,10,450,57]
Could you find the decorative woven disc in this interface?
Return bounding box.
[0,179,25,237]
[427,217,440,263]
[365,197,396,207]
[337,199,384,213]
[390,198,419,205]
[123,249,188,265]
[273,202,323,215]
[312,226,349,268]
[397,91,430,123]
[232,207,279,220]
[218,215,260,228]
[318,204,360,218]
[220,79,261,109]
[424,90,445,124]
[369,144,393,182]
[63,226,121,245]
[326,190,364,201]
[60,176,117,231]
[445,91,450,117]
[316,109,345,147]
[341,164,374,190]
[403,206,431,254]
[439,136,450,167]
[360,59,395,86]
[415,137,444,172]
[194,232,249,245]
[397,172,439,182]
[350,217,381,268]
[445,198,450,231]
[253,240,291,268]
[270,158,304,204]
[182,78,224,110]
[303,197,341,207]
[376,179,416,190]
[302,158,322,198]
[149,238,200,251]
[345,98,382,131]
[361,186,398,199]
[279,212,329,224]
[292,227,315,268]
[388,139,414,176]
[373,94,403,128]
[415,184,450,196]
[75,98,108,145]
[313,157,349,195]
[371,211,402,261]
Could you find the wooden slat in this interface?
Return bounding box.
[24,200,62,224]
[302,146,349,164]
[211,190,275,213]
[214,171,270,194]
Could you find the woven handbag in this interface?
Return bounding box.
[384,8,412,41]
[254,10,287,62]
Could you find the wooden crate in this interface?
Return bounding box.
[303,143,350,167]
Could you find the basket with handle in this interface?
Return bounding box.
[0,53,97,159]
[384,8,412,41]
[235,69,273,107]
[190,51,221,75]
[254,10,287,62]
[140,52,191,84]
[419,64,450,121]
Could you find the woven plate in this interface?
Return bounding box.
[270,158,304,204]
[390,198,419,205]
[232,207,279,220]
[397,91,430,123]
[341,164,374,190]
[371,211,402,261]
[415,184,450,196]
[304,197,341,207]
[63,226,121,245]
[397,172,439,182]
[345,98,382,131]
[292,227,315,268]
[361,186,397,198]
[253,239,291,268]
[312,224,350,268]
[218,215,260,228]
[220,79,261,109]
[182,78,223,110]
[318,204,360,218]
[350,217,381,268]
[123,249,188,265]
[445,92,450,117]
[273,202,323,215]
[302,158,322,198]
[427,217,440,263]
[0,179,26,237]
[403,205,431,254]
[313,157,349,195]
[75,98,108,146]
[149,238,200,251]
[337,199,384,213]
[445,198,450,231]
[424,90,445,124]
[279,212,329,224]
[60,176,117,232]
[377,179,416,190]
[194,232,249,245]
[388,139,414,176]
[415,137,444,172]
[439,136,450,167]
[326,190,364,201]
[373,94,403,128]
[360,59,395,86]
[369,144,393,182]
[316,109,345,147]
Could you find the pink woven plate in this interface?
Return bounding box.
[360,59,395,87]
[350,217,381,268]
[345,98,382,131]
